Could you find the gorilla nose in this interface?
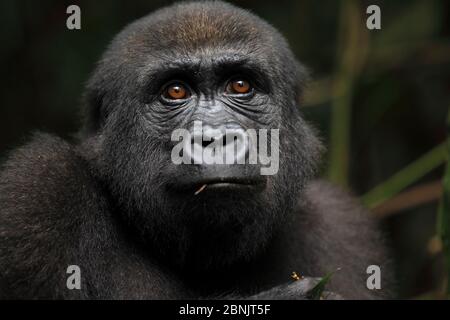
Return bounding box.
[185,126,249,165]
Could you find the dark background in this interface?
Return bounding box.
[0,0,449,298]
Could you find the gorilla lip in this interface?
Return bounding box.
[191,177,266,195]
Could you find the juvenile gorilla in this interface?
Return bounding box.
[0,1,392,299]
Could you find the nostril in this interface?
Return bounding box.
[195,131,222,148]
[224,129,249,164]
[185,133,205,164]
[202,139,212,149]
[224,135,237,147]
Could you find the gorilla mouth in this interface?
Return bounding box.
[170,176,267,195]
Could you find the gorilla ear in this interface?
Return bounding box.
[295,62,310,106]
[80,61,123,135]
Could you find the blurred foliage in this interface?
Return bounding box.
[362,142,447,209]
[0,0,449,298]
[437,110,450,297]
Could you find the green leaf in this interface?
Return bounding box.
[362,143,447,209]
[307,271,335,300]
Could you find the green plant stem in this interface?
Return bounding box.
[361,142,447,209]
[328,0,366,186]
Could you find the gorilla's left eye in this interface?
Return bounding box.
[226,78,252,95]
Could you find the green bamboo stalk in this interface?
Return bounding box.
[328,83,353,185]
[437,108,450,297]
[328,1,353,186]
[328,0,367,186]
[361,142,447,209]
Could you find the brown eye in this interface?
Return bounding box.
[164,83,189,100]
[227,79,251,94]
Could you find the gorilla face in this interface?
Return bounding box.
[84,2,322,270]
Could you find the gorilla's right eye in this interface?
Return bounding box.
[162,82,191,101]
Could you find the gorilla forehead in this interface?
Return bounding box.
[107,1,291,64]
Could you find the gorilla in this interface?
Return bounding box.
[0,1,393,299]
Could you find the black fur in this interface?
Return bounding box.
[0,1,393,299]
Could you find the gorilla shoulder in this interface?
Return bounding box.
[0,133,101,218]
[298,180,394,299]
[0,133,105,298]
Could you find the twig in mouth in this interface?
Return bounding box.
[194,184,207,195]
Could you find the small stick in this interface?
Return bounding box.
[194,184,207,195]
